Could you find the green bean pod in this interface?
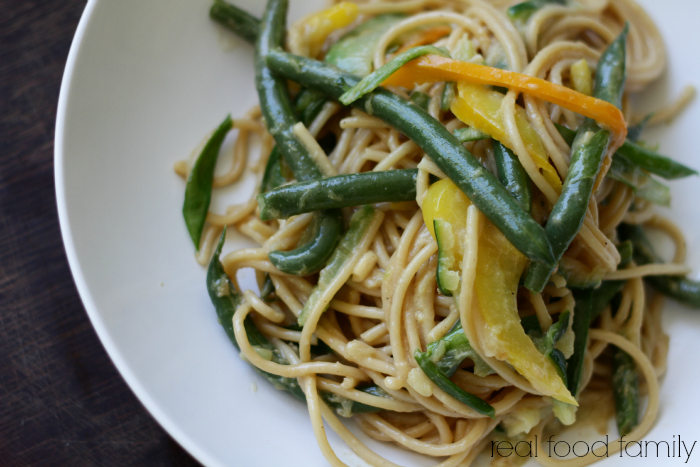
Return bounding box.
[417,321,492,377]
[258,169,418,220]
[619,223,700,308]
[210,0,260,44]
[183,114,233,250]
[554,122,696,180]
[414,350,495,417]
[611,346,639,436]
[256,0,342,276]
[265,49,556,266]
[492,141,532,213]
[525,26,628,293]
[208,230,384,414]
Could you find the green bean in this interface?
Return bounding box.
[265,49,556,266]
[414,350,495,417]
[269,210,343,276]
[554,122,696,180]
[492,140,532,213]
[209,0,260,44]
[554,122,672,206]
[618,223,700,308]
[417,321,492,377]
[207,229,306,400]
[441,82,456,111]
[340,45,449,105]
[627,113,653,143]
[617,140,697,180]
[612,346,639,436]
[258,169,418,220]
[525,26,628,293]
[209,230,384,414]
[256,0,342,276]
[508,0,566,22]
[183,114,233,250]
[453,127,489,143]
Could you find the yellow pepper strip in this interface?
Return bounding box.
[303,2,359,57]
[475,220,577,405]
[570,59,593,96]
[450,82,562,193]
[382,54,627,152]
[422,179,471,262]
[394,26,453,55]
[422,179,577,405]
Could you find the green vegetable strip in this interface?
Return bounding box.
[266,49,556,266]
[441,82,456,111]
[256,0,342,276]
[258,169,418,220]
[419,321,492,377]
[617,140,697,180]
[209,0,260,44]
[453,127,489,143]
[525,27,628,293]
[183,114,233,250]
[554,123,672,206]
[208,230,384,413]
[269,211,343,277]
[340,45,449,105]
[492,141,532,213]
[612,345,639,436]
[298,206,381,326]
[554,122,696,180]
[414,351,495,417]
[507,0,566,22]
[619,223,700,308]
[612,347,639,436]
[207,229,305,400]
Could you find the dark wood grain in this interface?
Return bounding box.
[0,1,200,465]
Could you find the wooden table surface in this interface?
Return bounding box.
[1,1,200,465]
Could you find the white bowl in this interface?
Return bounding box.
[55,1,700,465]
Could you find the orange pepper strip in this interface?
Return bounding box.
[382,54,627,152]
[394,26,453,55]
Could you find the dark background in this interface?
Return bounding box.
[1,1,200,465]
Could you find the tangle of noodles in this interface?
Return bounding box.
[176,0,694,465]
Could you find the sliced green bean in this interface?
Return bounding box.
[508,0,566,22]
[619,223,700,308]
[418,321,492,377]
[453,127,489,143]
[617,139,697,180]
[554,122,696,180]
[258,169,418,220]
[554,122,672,206]
[340,45,449,105]
[183,114,233,250]
[266,49,556,266]
[414,350,495,417]
[525,26,628,293]
[441,82,456,111]
[210,0,260,44]
[612,346,639,436]
[492,140,532,213]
